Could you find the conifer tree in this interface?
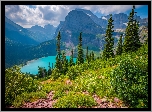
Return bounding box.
[86,46,89,62]
[89,52,92,62]
[43,67,47,77]
[38,66,43,78]
[69,49,74,66]
[48,62,52,76]
[123,5,141,52]
[116,34,123,55]
[38,66,47,78]
[77,32,84,64]
[102,14,114,60]
[52,63,54,69]
[55,31,61,71]
[61,51,68,74]
[91,51,94,61]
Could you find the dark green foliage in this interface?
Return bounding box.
[90,53,92,61]
[123,5,141,52]
[91,51,94,61]
[55,32,61,71]
[51,68,61,80]
[102,14,114,60]
[116,34,123,55]
[111,53,148,108]
[89,51,95,62]
[55,55,60,71]
[86,46,89,62]
[61,51,68,74]
[48,62,52,76]
[69,49,74,66]
[5,65,39,106]
[38,66,47,78]
[66,66,81,80]
[52,63,54,69]
[77,32,84,64]
[5,39,57,69]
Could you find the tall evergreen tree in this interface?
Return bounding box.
[116,34,123,55]
[48,62,52,76]
[55,31,61,70]
[102,14,114,60]
[38,66,47,78]
[123,5,141,52]
[52,63,54,69]
[38,66,43,78]
[86,46,89,62]
[91,51,94,61]
[61,51,68,74]
[89,53,92,61]
[69,49,74,66]
[77,32,84,64]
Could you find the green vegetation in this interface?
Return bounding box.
[5,43,148,108]
[5,5,148,108]
[116,34,123,55]
[69,49,74,66]
[102,14,114,60]
[123,5,141,52]
[5,66,40,106]
[77,32,84,64]
[53,92,97,108]
[55,31,62,71]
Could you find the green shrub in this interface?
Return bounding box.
[66,65,82,80]
[12,91,47,107]
[53,91,66,99]
[53,92,97,108]
[41,83,54,93]
[51,68,61,80]
[5,66,39,106]
[110,54,148,108]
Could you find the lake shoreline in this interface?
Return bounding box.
[21,56,77,75]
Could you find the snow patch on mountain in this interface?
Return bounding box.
[102,16,107,20]
[123,23,128,26]
[86,13,91,17]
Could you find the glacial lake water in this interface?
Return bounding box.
[21,56,77,75]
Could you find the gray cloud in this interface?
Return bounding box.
[5,5,143,28]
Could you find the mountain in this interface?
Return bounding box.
[139,25,148,43]
[27,24,57,42]
[5,16,40,68]
[100,13,148,29]
[54,9,105,52]
[25,39,57,59]
[5,16,39,45]
[75,8,105,28]
[54,9,148,53]
[5,36,30,68]
[5,38,57,68]
[103,13,128,29]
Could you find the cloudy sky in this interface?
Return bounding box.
[5,5,148,28]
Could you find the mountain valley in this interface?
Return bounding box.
[5,8,148,68]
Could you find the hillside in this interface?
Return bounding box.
[5,17,39,45]
[5,43,148,108]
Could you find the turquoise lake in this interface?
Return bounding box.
[21,56,77,75]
